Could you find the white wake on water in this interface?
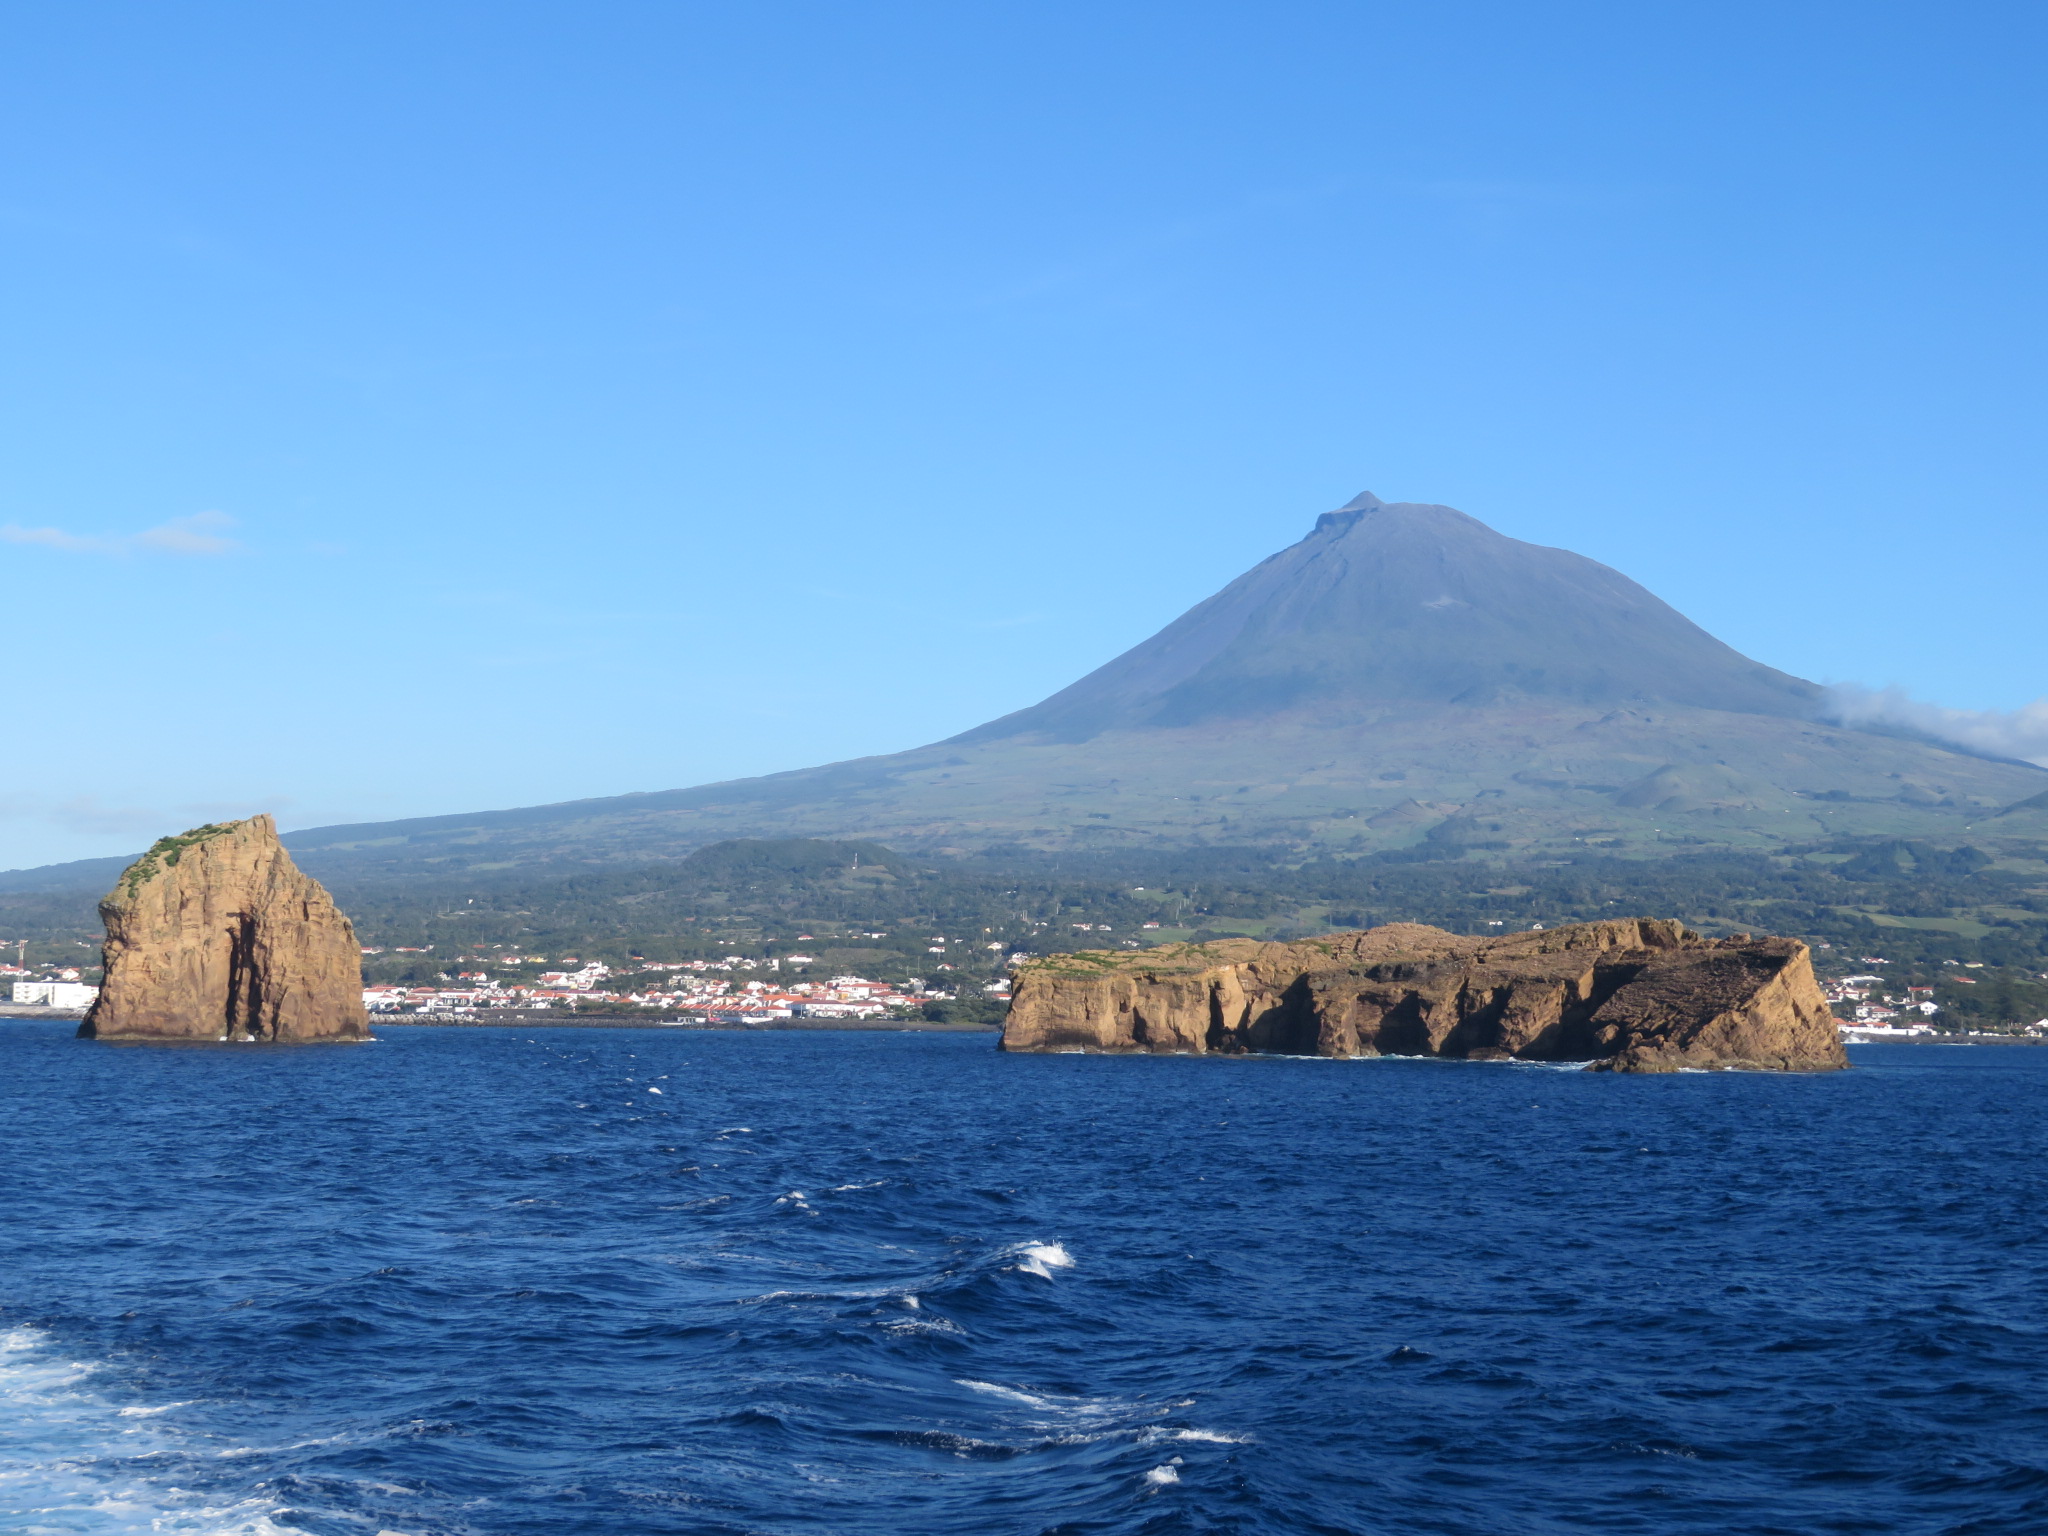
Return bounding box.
[0,1328,290,1535]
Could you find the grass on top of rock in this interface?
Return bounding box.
[117,822,241,895]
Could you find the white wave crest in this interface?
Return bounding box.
[114,1401,196,1418]
[877,1315,965,1337]
[957,1379,1072,1410]
[1013,1241,1074,1279]
[952,1378,1242,1465]
[954,1378,1158,1425]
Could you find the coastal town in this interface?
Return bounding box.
[1818,954,2048,1039]
[13,940,2048,1039]
[0,957,1010,1023]
[1820,959,1944,1035]
[9,906,2048,1036]
[356,953,1010,1021]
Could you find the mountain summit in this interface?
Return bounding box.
[6,489,2042,889]
[961,493,1816,741]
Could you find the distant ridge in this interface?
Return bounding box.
[5,490,2042,888]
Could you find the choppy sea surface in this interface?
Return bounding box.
[1,1023,2044,1536]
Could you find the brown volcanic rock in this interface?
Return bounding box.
[999,918,1845,1073]
[81,815,370,1043]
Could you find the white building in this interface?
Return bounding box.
[12,981,98,1009]
[792,1001,886,1019]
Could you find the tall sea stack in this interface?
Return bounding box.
[81,815,370,1043]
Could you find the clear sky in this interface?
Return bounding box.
[4,1,2046,869]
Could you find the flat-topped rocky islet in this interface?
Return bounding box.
[81,815,370,1043]
[1000,917,1846,1072]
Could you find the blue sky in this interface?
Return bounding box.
[4,1,2046,868]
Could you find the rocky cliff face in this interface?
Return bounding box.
[81,815,369,1043]
[1000,918,1845,1072]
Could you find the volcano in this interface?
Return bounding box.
[8,491,2043,888]
[959,492,1819,740]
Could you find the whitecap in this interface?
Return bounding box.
[1144,1461,1182,1486]
[213,1430,355,1458]
[954,1378,1154,1425]
[114,1401,195,1418]
[741,1284,900,1303]
[877,1315,965,1337]
[958,1379,1069,1410]
[1012,1241,1074,1279]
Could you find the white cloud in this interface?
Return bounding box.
[0,792,291,843]
[133,511,238,554]
[0,510,239,556]
[0,525,108,553]
[1822,684,2048,768]
[0,794,169,842]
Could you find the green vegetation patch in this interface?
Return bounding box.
[1843,909,1994,939]
[118,822,241,895]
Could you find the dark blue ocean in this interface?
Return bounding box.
[2,1023,2044,1536]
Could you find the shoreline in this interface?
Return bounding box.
[373,1012,997,1032]
[4,1005,2036,1046]
[0,1006,994,1034]
[1841,1032,2048,1047]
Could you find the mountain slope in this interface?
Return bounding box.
[4,491,2041,888]
[961,493,1818,739]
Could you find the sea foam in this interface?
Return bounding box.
[0,1328,288,1535]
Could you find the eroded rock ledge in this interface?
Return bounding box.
[81,815,370,1043]
[999,918,1845,1072]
